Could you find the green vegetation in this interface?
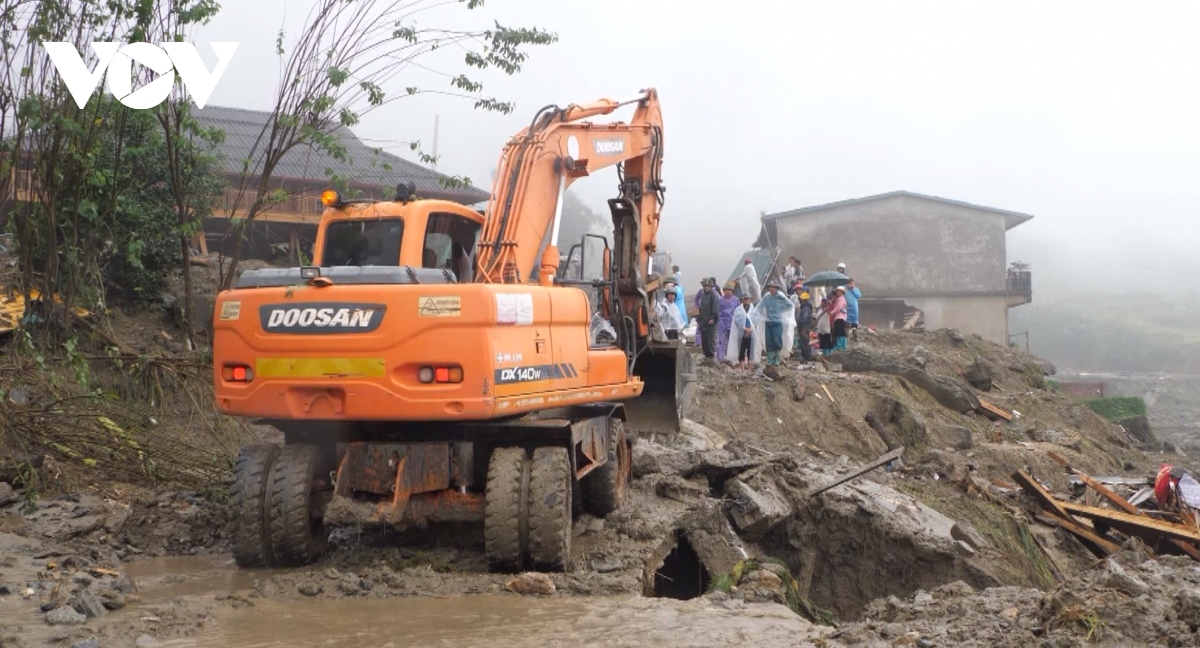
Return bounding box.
[1084,396,1147,422]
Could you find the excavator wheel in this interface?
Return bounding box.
[584,418,631,517]
[230,444,280,568]
[485,447,528,572]
[266,444,327,567]
[527,447,573,571]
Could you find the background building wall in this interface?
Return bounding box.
[773,194,1008,296]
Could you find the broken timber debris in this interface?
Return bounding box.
[805,447,905,498]
[1014,452,1200,563]
[978,398,1014,422]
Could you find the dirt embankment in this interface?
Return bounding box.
[1,261,1196,647]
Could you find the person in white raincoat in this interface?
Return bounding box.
[749,281,796,366]
[725,293,758,374]
[739,258,761,303]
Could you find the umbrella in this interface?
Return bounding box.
[802,270,851,288]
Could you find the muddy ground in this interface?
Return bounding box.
[2,284,1200,646]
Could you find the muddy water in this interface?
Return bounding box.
[132,558,815,648]
[158,595,812,647]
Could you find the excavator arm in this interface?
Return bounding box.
[477,89,665,293]
[476,89,690,434]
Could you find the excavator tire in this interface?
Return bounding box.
[485,447,528,572]
[266,445,326,567]
[584,418,630,517]
[230,444,280,568]
[527,446,573,571]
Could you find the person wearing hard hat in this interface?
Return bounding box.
[716,281,739,364]
[836,261,847,274]
[696,277,721,362]
[793,285,814,361]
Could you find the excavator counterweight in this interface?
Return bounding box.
[212,89,687,573]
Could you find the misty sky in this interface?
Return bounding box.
[196,1,1200,297]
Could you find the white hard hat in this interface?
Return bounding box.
[835,285,846,292]
[836,262,846,269]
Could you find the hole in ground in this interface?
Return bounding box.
[652,531,711,600]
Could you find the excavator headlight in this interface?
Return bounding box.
[417,367,435,383]
[320,189,343,208]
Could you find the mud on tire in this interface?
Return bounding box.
[528,446,572,571]
[230,444,280,568]
[267,445,326,567]
[584,418,630,517]
[485,447,528,572]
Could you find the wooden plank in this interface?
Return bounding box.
[820,384,836,404]
[978,398,1013,421]
[1059,500,1200,544]
[806,446,904,497]
[1013,469,1119,556]
[1049,453,1200,561]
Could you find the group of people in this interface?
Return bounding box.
[669,258,863,374]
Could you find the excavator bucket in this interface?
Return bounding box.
[624,339,696,435]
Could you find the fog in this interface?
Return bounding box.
[197,0,1200,297]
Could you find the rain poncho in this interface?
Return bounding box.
[725,304,759,362]
[673,287,689,327]
[740,263,761,303]
[715,293,739,362]
[845,285,861,324]
[657,293,684,334]
[749,292,796,364]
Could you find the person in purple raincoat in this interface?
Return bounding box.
[716,281,739,363]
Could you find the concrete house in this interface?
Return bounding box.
[758,191,1033,345]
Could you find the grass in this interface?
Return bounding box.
[707,557,839,627]
[897,481,1058,591]
[1083,396,1147,422]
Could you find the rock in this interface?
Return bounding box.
[963,358,994,391]
[724,477,792,541]
[954,540,975,556]
[71,571,94,587]
[45,606,87,625]
[103,506,130,535]
[0,584,11,595]
[71,639,100,648]
[946,329,966,345]
[1038,359,1057,376]
[70,591,107,619]
[939,426,973,450]
[323,567,340,580]
[589,557,622,574]
[706,589,730,603]
[950,522,988,550]
[1176,589,1200,631]
[505,572,555,596]
[1105,570,1150,597]
[135,635,161,648]
[743,569,783,590]
[907,345,928,368]
[0,482,15,507]
[1000,607,1019,622]
[358,578,373,592]
[1117,415,1156,446]
[6,388,30,406]
[298,582,323,597]
[586,517,605,535]
[98,590,126,611]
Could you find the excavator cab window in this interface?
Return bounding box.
[322,218,403,267]
[424,212,482,282]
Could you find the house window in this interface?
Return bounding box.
[423,212,481,281]
[322,218,403,267]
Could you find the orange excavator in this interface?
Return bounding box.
[212,88,692,572]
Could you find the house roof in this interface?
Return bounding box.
[192,105,490,205]
[762,190,1034,231]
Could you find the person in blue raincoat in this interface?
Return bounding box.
[752,280,795,367]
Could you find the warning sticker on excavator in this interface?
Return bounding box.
[495,293,533,325]
[417,296,460,317]
[219,301,241,321]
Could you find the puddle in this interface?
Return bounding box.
[158,594,811,648]
[126,555,278,599]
